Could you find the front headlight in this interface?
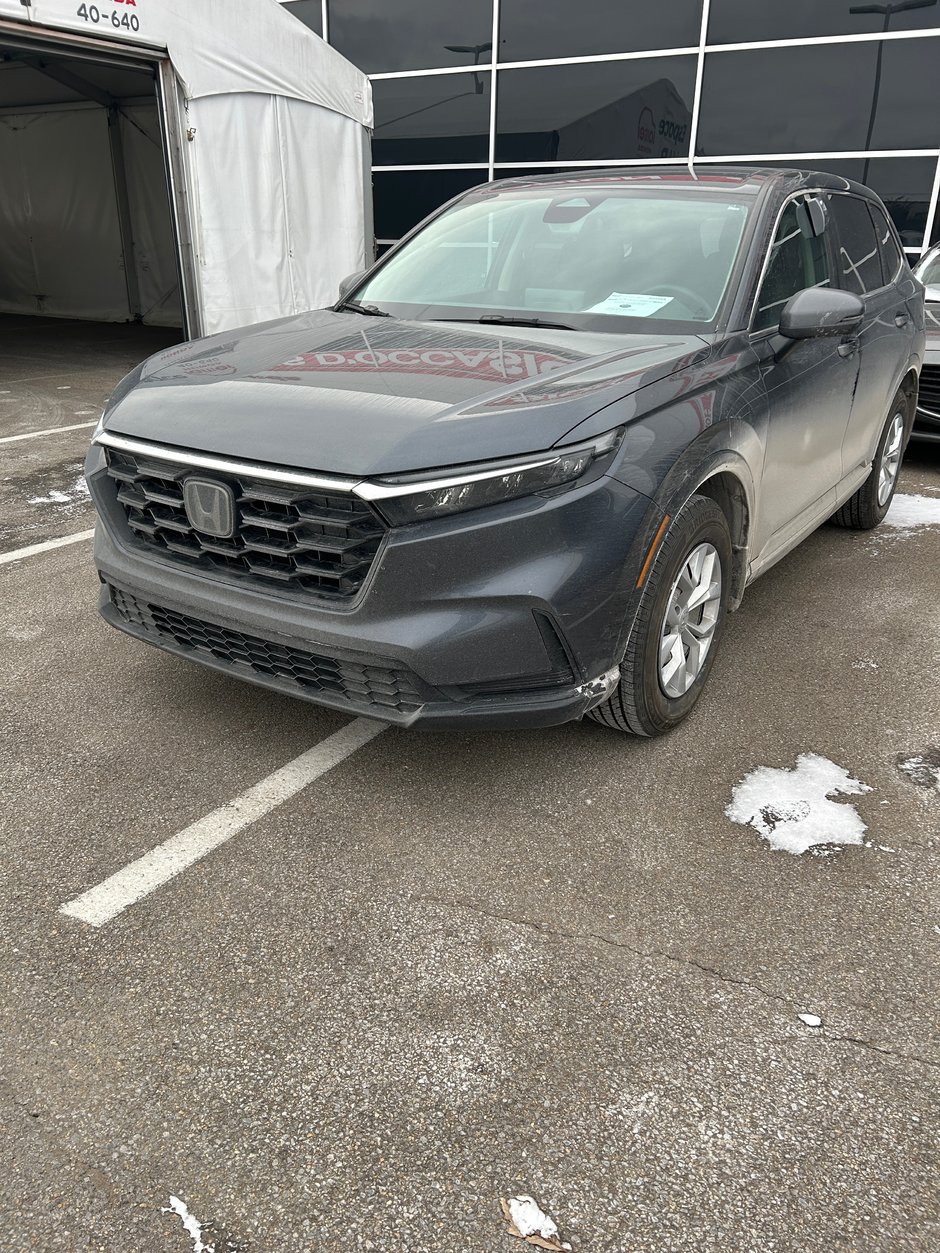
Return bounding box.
[358,427,625,525]
[92,411,107,441]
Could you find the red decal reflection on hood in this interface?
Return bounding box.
[268,347,573,383]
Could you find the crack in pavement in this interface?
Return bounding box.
[415,894,940,1075]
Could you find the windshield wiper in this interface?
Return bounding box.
[432,314,579,331]
[335,299,393,317]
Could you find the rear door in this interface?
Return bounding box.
[829,195,911,477]
[750,193,858,559]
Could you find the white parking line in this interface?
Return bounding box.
[0,420,96,444]
[59,717,388,927]
[0,528,95,566]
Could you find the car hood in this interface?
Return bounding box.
[105,309,709,476]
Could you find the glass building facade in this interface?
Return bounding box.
[279,1,940,257]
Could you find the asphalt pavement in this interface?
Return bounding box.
[1,324,938,1252]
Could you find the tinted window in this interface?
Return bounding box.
[281,1,323,37]
[832,196,883,295]
[869,203,904,284]
[327,0,494,74]
[372,73,491,165]
[495,57,697,163]
[754,158,935,249]
[497,0,701,62]
[753,199,831,332]
[697,39,940,155]
[359,187,751,328]
[373,169,490,240]
[708,0,940,43]
[279,0,323,37]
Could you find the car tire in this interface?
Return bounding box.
[831,386,912,531]
[588,494,732,737]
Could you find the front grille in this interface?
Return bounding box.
[108,585,432,715]
[918,364,940,414]
[105,448,387,600]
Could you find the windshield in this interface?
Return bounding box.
[356,186,752,330]
[915,249,940,301]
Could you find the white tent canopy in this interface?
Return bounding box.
[0,0,373,334]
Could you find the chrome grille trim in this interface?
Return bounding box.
[102,445,388,600]
[917,364,940,416]
[96,431,360,493]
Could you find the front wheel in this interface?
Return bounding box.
[588,494,732,736]
[831,386,912,530]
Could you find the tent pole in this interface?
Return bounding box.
[108,104,142,322]
[156,61,202,339]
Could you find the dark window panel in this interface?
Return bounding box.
[753,199,831,332]
[495,57,696,163]
[372,72,491,165]
[281,1,323,38]
[497,0,701,62]
[372,169,490,240]
[697,40,940,156]
[493,166,597,181]
[708,0,940,44]
[752,159,934,248]
[868,202,905,281]
[327,0,493,74]
[830,195,884,294]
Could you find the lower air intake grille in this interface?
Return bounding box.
[109,585,431,716]
[918,364,940,414]
[105,448,386,600]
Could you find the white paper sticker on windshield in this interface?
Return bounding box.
[587,293,674,316]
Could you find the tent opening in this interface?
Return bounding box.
[0,38,184,381]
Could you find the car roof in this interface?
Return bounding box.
[486,165,881,202]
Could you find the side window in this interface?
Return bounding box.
[753,199,831,333]
[869,202,904,284]
[832,196,883,295]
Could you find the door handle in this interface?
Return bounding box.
[837,338,858,358]
[895,312,910,328]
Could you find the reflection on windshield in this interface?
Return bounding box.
[358,188,751,328]
[915,252,940,302]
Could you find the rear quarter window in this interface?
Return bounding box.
[832,195,884,295]
[868,202,905,284]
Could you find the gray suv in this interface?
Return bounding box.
[86,167,923,735]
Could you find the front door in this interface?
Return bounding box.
[749,195,859,560]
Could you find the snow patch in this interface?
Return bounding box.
[726,753,871,855]
[28,474,89,508]
[162,1196,213,1253]
[883,493,940,531]
[798,1013,822,1027]
[851,658,878,670]
[503,1196,571,1250]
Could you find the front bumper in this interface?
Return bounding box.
[87,443,657,728]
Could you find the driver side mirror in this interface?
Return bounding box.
[338,270,368,300]
[779,287,864,340]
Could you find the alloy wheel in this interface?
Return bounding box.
[659,542,723,699]
[877,410,905,507]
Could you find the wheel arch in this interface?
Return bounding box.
[900,365,919,416]
[692,469,751,608]
[641,426,759,612]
